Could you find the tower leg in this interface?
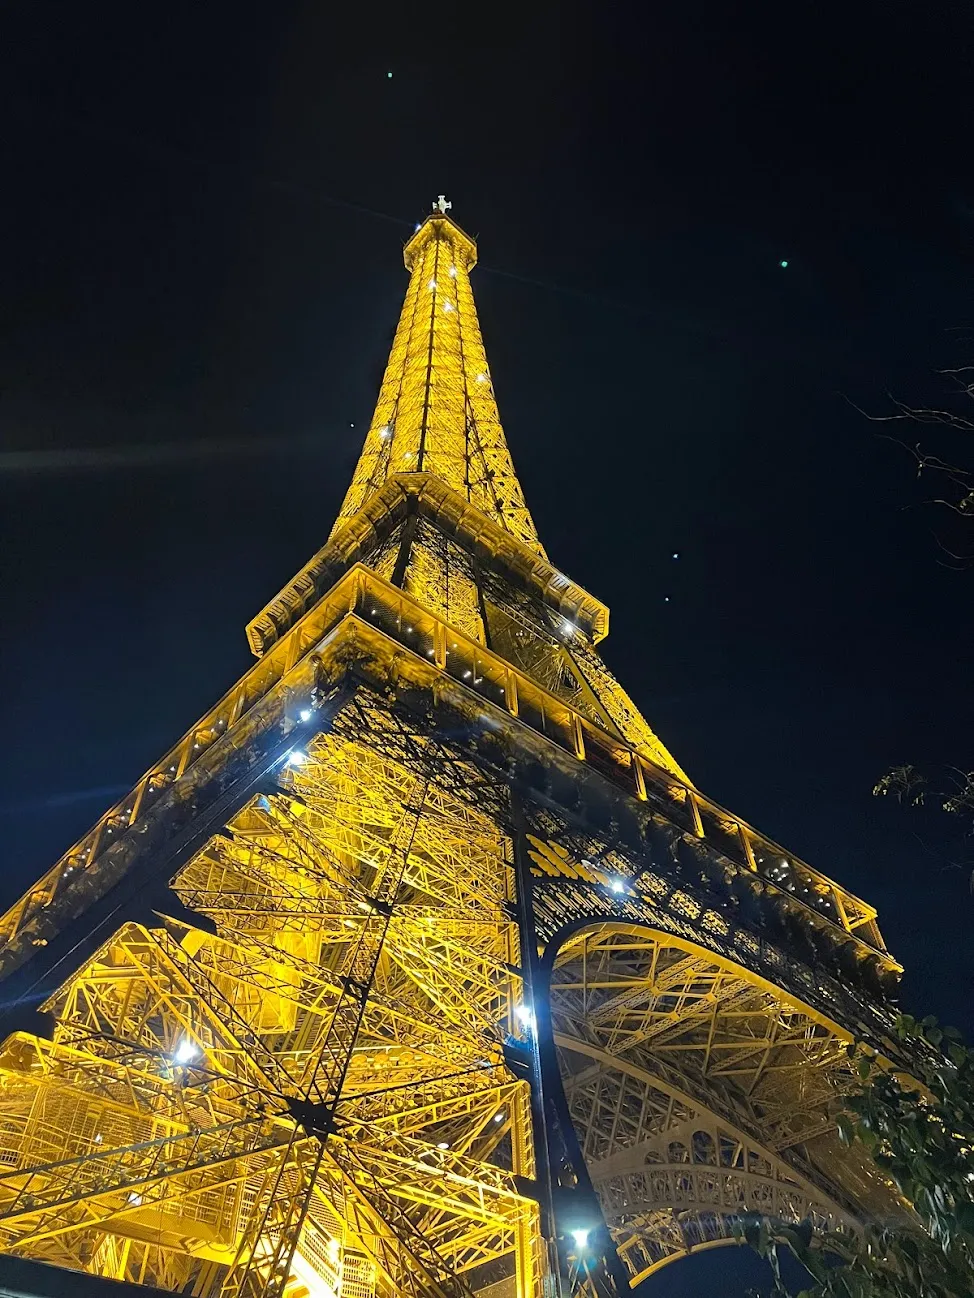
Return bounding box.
[512,805,567,1298]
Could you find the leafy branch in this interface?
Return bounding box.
[873,765,974,890]
[740,1016,974,1297]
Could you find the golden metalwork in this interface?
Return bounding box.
[548,927,893,1281]
[332,215,545,558]
[0,203,912,1297]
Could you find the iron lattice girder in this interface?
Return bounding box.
[552,1037,858,1221]
[0,670,905,1294]
[529,877,899,1063]
[0,561,891,992]
[247,473,608,657]
[0,720,547,1298]
[48,916,498,1089]
[330,216,546,559]
[550,930,854,1163]
[545,924,911,1282]
[0,1114,292,1250]
[569,1068,842,1218]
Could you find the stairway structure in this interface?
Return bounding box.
[0,202,910,1298]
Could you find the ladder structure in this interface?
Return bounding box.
[0,204,911,1297]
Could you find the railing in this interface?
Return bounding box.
[344,571,891,966]
[0,564,895,973]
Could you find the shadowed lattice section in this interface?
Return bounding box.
[548,925,905,1284]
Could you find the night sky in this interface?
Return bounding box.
[3,2,974,1294]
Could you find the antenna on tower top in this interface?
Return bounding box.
[433,194,452,215]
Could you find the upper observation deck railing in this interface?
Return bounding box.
[0,565,895,976]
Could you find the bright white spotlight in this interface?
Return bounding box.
[287,750,308,767]
[299,709,311,722]
[514,1004,536,1032]
[570,1228,590,1251]
[609,878,625,894]
[173,1038,200,1065]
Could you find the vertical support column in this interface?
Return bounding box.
[391,503,419,591]
[511,1083,546,1298]
[127,777,149,825]
[506,669,520,717]
[738,825,758,871]
[687,789,705,838]
[632,755,647,801]
[284,628,303,674]
[510,798,629,1298]
[571,715,586,762]
[434,621,447,669]
[511,794,566,1298]
[832,888,854,933]
[175,736,195,779]
[228,680,248,728]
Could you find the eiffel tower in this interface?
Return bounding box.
[0,200,911,1298]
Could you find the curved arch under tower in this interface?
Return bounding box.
[542,921,905,1284]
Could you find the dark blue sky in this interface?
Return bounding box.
[3,2,974,1292]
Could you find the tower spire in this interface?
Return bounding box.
[331,202,547,557]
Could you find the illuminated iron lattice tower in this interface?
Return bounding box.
[0,202,914,1298]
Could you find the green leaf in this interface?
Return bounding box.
[776,1226,811,1262]
[758,1216,771,1255]
[955,1200,974,1235]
